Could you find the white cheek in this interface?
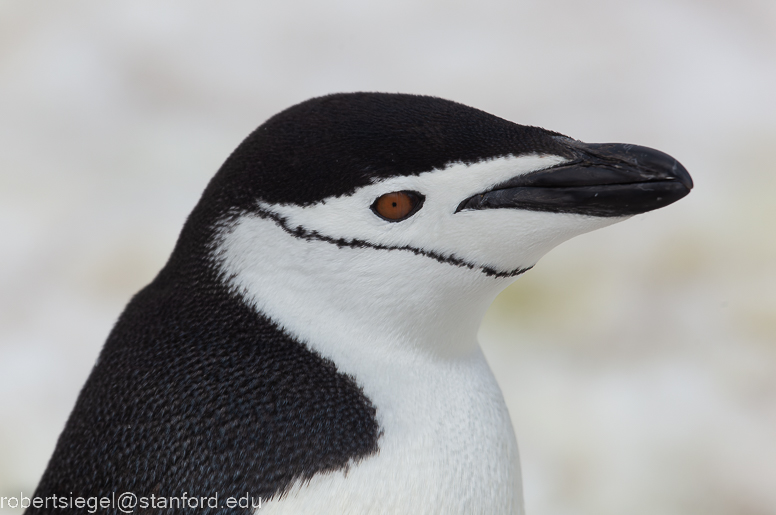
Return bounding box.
[441,209,627,269]
[261,154,564,231]
[256,153,624,274]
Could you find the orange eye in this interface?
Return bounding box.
[371,191,424,222]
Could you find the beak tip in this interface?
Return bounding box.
[674,162,694,191]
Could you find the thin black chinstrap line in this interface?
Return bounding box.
[250,207,532,279]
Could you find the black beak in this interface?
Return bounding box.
[456,140,693,217]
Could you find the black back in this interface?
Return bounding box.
[28,93,565,514]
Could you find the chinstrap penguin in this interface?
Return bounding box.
[27,93,692,515]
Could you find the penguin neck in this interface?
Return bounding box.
[213,212,524,514]
[216,212,512,364]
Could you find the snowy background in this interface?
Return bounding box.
[1,1,774,514]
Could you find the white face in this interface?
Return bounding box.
[258,153,623,275]
[216,153,624,361]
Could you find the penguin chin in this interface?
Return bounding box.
[214,203,623,362]
[449,208,627,275]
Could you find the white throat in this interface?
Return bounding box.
[215,213,525,514]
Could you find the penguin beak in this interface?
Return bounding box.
[455,141,693,217]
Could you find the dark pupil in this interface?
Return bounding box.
[392,202,397,207]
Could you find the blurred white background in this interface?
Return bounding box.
[1,1,774,514]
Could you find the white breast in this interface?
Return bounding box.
[258,348,522,515]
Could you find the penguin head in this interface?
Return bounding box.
[194,93,692,358]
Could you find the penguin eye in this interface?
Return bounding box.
[371,191,425,222]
